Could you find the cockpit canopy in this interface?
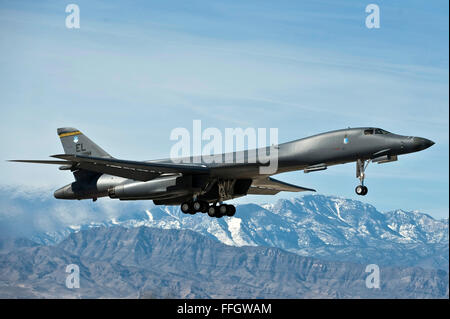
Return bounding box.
[364,128,390,135]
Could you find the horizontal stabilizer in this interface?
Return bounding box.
[8,159,72,165]
[248,177,315,195]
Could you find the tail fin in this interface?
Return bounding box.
[57,127,112,158]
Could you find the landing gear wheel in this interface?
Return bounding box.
[226,205,236,217]
[219,204,228,217]
[362,186,368,195]
[355,185,363,195]
[193,201,202,211]
[208,205,218,218]
[355,185,368,196]
[207,203,236,218]
[181,202,191,214]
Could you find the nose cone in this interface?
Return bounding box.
[412,137,435,151]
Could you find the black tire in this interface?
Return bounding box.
[362,186,368,196]
[226,205,236,217]
[181,202,191,214]
[355,185,364,196]
[208,206,217,217]
[219,204,228,217]
[193,201,202,212]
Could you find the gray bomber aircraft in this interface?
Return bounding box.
[10,127,434,218]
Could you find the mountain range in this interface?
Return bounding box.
[0,226,448,298]
[0,187,448,298]
[1,187,446,270]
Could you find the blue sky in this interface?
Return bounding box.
[0,0,448,218]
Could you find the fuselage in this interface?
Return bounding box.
[54,127,434,202]
[147,127,434,178]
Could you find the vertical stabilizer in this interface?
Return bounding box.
[57,127,112,158]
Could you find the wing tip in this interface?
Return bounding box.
[7,159,73,165]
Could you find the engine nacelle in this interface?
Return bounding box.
[108,175,191,200]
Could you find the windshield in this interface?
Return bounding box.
[375,128,389,134]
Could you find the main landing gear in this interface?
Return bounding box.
[180,200,236,218]
[355,159,369,196]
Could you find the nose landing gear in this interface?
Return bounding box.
[355,159,370,196]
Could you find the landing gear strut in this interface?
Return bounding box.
[355,159,369,196]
